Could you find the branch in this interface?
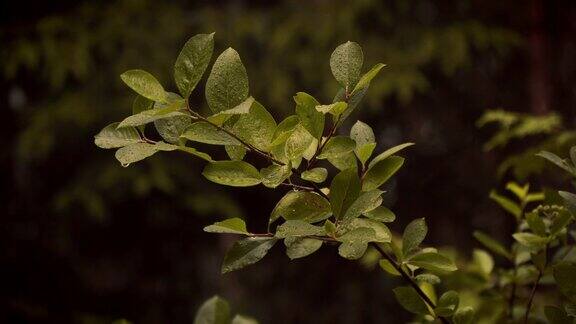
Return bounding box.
[186,102,286,166]
[370,243,450,324]
[247,232,337,243]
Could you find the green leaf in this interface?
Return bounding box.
[132,95,154,132]
[489,191,521,220]
[294,92,324,140]
[181,122,240,145]
[284,237,323,260]
[330,41,363,89]
[364,206,396,222]
[560,191,576,212]
[231,101,277,152]
[204,218,248,235]
[392,286,429,315]
[402,218,427,256]
[260,164,291,188]
[275,220,324,238]
[512,232,548,249]
[368,143,415,169]
[324,220,336,237]
[453,306,475,324]
[118,101,187,128]
[315,102,348,118]
[473,231,512,259]
[174,33,214,98]
[435,291,459,316]
[550,209,573,235]
[94,123,141,149]
[271,116,299,147]
[544,305,571,324]
[553,262,576,303]
[350,120,376,165]
[178,146,213,162]
[341,189,384,223]
[225,145,246,161]
[379,259,401,276]
[284,124,315,160]
[193,296,230,324]
[202,161,261,187]
[537,151,574,174]
[231,315,258,324]
[154,93,192,144]
[505,182,529,200]
[271,191,331,223]
[351,63,386,95]
[330,168,361,220]
[526,212,546,236]
[205,48,249,113]
[120,69,167,102]
[407,252,457,273]
[343,218,391,243]
[415,273,441,285]
[362,156,404,191]
[328,151,358,171]
[207,97,254,126]
[221,238,277,274]
[115,142,177,167]
[473,249,494,275]
[297,169,326,185]
[318,136,356,159]
[338,241,369,260]
[334,87,367,122]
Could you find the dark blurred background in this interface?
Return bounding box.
[1,0,575,323]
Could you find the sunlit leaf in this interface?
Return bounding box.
[402,218,427,256]
[120,69,167,102]
[407,252,457,273]
[318,136,356,159]
[275,220,324,238]
[205,48,249,113]
[351,63,386,95]
[362,156,404,191]
[204,218,248,235]
[94,123,141,149]
[368,143,415,169]
[193,296,230,324]
[330,41,363,89]
[271,191,331,223]
[174,33,214,98]
[364,206,396,222]
[284,237,323,260]
[202,161,262,187]
[301,168,328,183]
[294,92,324,140]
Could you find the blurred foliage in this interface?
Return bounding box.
[478,109,576,180]
[3,0,568,323]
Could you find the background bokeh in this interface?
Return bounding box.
[1,0,575,323]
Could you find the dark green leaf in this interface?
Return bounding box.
[368,143,414,169]
[351,63,386,95]
[221,238,277,274]
[181,122,240,145]
[473,231,512,259]
[260,164,291,188]
[435,291,459,316]
[537,151,574,174]
[392,286,429,315]
[341,190,383,223]
[350,120,376,165]
[362,156,404,191]
[553,262,576,303]
[379,259,401,276]
[544,306,571,324]
[231,101,277,152]
[329,168,361,220]
[402,218,427,255]
[453,307,475,324]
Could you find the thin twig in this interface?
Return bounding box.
[280,182,315,191]
[523,270,542,323]
[370,243,450,324]
[247,232,337,243]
